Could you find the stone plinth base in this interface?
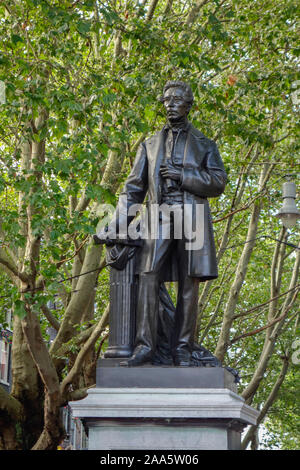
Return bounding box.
[70,385,259,450]
[96,359,237,391]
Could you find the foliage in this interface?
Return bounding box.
[261,364,300,450]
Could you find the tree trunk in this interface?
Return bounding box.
[10,315,44,449]
[31,391,64,450]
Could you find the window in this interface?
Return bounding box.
[0,339,9,384]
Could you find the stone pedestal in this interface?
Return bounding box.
[70,363,258,450]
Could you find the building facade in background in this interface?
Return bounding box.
[0,309,12,392]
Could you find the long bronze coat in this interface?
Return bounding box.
[116,123,227,282]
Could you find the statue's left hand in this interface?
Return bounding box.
[160,164,181,181]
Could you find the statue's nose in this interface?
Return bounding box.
[166,99,175,108]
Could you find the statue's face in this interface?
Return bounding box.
[163,87,190,121]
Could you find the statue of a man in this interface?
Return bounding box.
[101,81,227,367]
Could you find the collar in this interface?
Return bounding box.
[163,120,190,133]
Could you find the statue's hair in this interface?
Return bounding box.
[160,81,194,105]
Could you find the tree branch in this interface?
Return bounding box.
[145,0,160,22]
[231,288,299,344]
[49,242,103,357]
[22,307,60,397]
[0,247,30,284]
[232,284,300,321]
[163,0,173,15]
[241,355,290,449]
[41,304,60,331]
[0,387,24,422]
[53,323,97,359]
[60,305,109,399]
[185,0,211,26]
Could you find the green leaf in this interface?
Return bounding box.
[11,34,24,45]
[77,21,91,34]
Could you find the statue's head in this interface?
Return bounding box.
[160,81,194,122]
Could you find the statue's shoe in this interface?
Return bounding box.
[120,347,153,367]
[173,352,191,367]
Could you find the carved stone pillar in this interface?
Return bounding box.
[104,253,137,358]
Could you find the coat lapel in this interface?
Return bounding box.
[147,125,207,200]
[148,130,165,202]
[183,125,206,168]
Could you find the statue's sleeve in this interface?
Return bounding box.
[180,140,227,198]
[121,142,148,205]
[97,144,148,241]
[115,143,148,228]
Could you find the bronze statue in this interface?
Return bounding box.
[97,81,227,368]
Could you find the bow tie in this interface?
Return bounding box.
[164,122,189,133]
